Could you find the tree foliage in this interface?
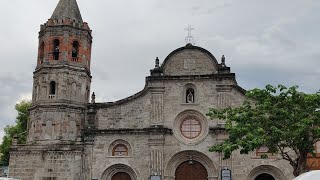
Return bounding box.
[0,100,31,166]
[207,85,320,177]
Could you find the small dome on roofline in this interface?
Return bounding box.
[160,44,219,76]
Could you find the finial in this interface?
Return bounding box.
[12,135,18,145]
[91,92,95,103]
[184,25,195,45]
[155,57,160,68]
[221,55,226,67]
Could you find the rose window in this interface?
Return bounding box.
[180,117,201,139]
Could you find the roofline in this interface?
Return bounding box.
[88,74,247,108]
[90,86,149,108]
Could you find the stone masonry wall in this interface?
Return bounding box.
[9,149,83,180]
[96,93,151,129]
[162,49,218,76]
[90,45,294,179]
[32,67,91,104]
[28,107,84,142]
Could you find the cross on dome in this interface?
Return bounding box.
[184,25,195,45]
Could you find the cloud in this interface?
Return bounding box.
[0,0,319,142]
[0,72,32,142]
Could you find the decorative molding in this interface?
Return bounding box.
[150,149,164,176]
[217,91,231,109]
[151,91,164,124]
[84,127,173,136]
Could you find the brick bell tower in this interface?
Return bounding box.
[28,0,92,143]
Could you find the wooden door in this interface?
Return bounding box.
[175,161,208,180]
[111,172,131,180]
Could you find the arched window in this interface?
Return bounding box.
[186,88,195,103]
[53,39,60,60]
[112,144,128,156]
[39,42,45,63]
[256,145,275,158]
[72,41,79,61]
[86,86,90,102]
[49,81,56,95]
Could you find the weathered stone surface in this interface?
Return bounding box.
[9,1,295,180]
[51,0,83,23]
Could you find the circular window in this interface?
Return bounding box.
[174,110,209,144]
[180,116,202,139]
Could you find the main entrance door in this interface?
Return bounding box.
[175,160,208,180]
[111,172,131,180]
[254,173,275,180]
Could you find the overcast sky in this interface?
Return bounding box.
[0,0,319,142]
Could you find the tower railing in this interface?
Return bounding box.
[72,57,79,62]
[48,95,56,99]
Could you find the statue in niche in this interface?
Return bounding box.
[186,88,194,103]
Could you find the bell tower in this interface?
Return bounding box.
[28,0,92,143]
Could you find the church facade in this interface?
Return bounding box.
[9,0,294,180]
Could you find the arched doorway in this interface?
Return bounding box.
[101,164,137,180]
[254,173,275,180]
[164,150,218,179]
[111,172,131,180]
[175,160,208,180]
[247,165,287,180]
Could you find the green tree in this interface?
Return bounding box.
[207,85,320,177]
[0,100,31,166]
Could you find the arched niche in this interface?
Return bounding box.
[183,83,197,103]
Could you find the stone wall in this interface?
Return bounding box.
[86,45,294,180]
[28,65,90,143]
[96,92,151,129]
[32,67,91,104]
[89,130,295,180]
[9,145,85,180]
[162,47,218,76]
[38,20,92,67]
[28,107,84,143]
